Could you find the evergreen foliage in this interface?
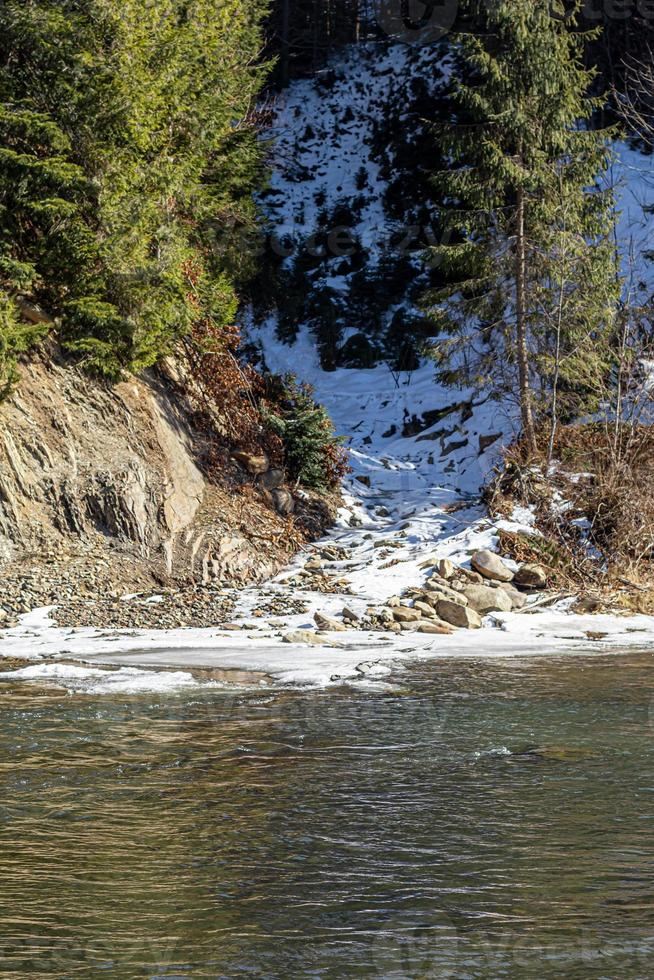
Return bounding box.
[426,0,621,448]
[0,0,269,390]
[0,294,48,399]
[263,375,347,489]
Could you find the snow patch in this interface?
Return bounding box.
[0,662,213,696]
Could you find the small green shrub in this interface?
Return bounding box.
[263,375,348,491]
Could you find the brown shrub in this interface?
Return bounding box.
[487,422,654,585]
[578,434,654,572]
[497,529,575,588]
[180,319,347,492]
[183,319,284,463]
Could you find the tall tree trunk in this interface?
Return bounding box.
[280,0,290,88]
[312,0,319,73]
[515,185,537,453]
[547,278,564,466]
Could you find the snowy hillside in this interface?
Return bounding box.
[252,40,525,500]
[262,43,444,259]
[254,40,654,501]
[254,41,452,371]
[258,40,654,363]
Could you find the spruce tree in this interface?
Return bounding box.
[263,377,345,490]
[0,0,269,388]
[427,0,620,451]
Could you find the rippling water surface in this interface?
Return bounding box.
[1,651,654,978]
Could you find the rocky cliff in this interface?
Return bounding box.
[0,348,331,610]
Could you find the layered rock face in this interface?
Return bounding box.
[0,353,307,590]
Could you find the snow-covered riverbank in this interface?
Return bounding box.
[3,338,654,695]
[3,602,654,694]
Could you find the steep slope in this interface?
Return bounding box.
[257,40,654,356]
[252,39,654,530]
[0,349,332,621]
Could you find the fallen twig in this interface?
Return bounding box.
[515,591,575,613]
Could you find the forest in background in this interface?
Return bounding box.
[265,0,654,89]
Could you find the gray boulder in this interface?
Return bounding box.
[261,468,285,490]
[314,611,347,632]
[471,549,514,583]
[283,630,329,645]
[454,567,484,585]
[501,584,528,610]
[437,558,457,580]
[462,584,513,615]
[374,607,395,623]
[393,606,422,623]
[418,620,454,635]
[272,488,295,516]
[435,599,483,629]
[423,581,468,606]
[514,563,548,589]
[232,450,269,475]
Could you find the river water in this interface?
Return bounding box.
[1,650,653,978]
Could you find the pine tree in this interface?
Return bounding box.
[426,0,620,451]
[0,0,269,388]
[263,376,346,490]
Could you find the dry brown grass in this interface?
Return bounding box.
[496,529,576,589]
[486,422,654,593]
